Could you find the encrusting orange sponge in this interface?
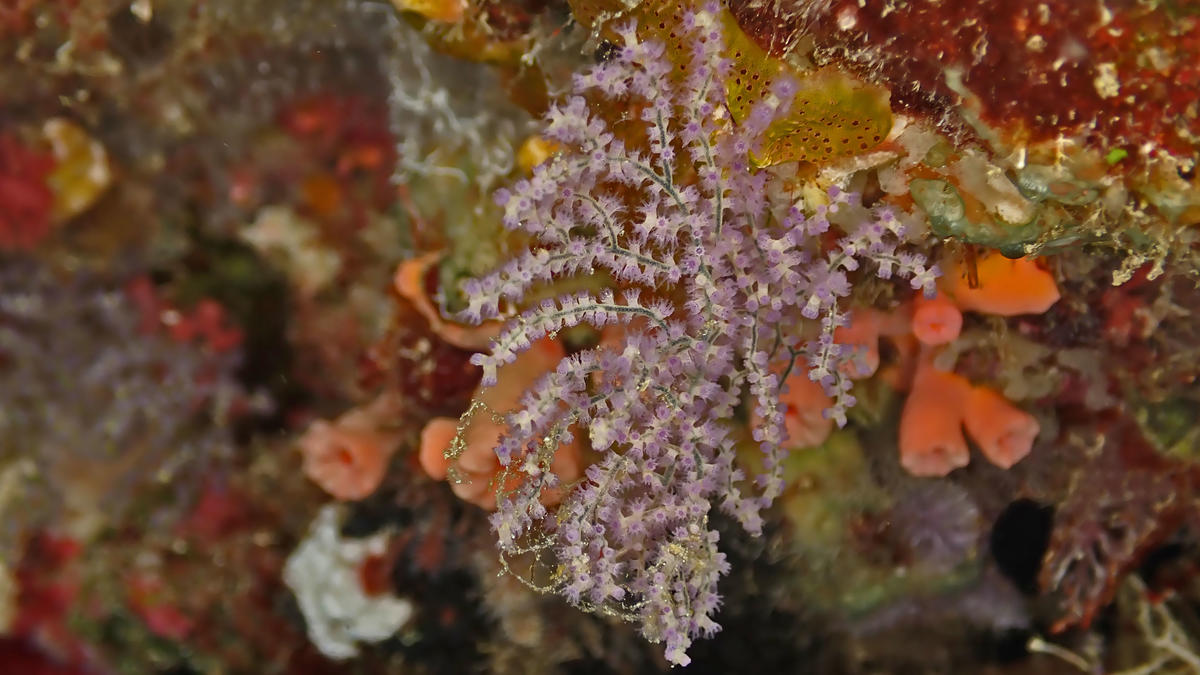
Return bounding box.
[942,254,1060,316]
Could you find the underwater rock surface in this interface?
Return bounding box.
[0,0,1197,673]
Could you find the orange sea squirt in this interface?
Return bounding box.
[911,292,963,346]
[299,419,397,501]
[899,359,974,477]
[899,354,1040,477]
[962,385,1040,469]
[394,252,501,352]
[418,336,583,510]
[833,307,912,377]
[751,372,835,449]
[298,395,402,500]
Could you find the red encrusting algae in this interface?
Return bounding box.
[0,133,56,251]
[746,0,1200,157]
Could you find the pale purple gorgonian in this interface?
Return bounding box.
[453,6,937,665]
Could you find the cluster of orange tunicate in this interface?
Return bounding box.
[776,254,1060,476]
[418,335,583,510]
[298,253,582,508]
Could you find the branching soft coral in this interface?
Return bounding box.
[453,8,936,664]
